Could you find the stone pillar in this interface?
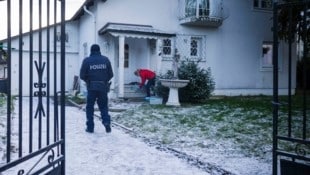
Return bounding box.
[156,39,162,73]
[118,36,125,98]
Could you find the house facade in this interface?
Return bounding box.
[2,0,297,98]
[73,0,296,98]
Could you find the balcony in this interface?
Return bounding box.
[179,0,223,27]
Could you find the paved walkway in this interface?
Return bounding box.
[66,105,210,175]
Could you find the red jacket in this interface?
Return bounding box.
[138,69,156,87]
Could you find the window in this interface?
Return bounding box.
[185,0,196,17]
[56,32,69,42]
[83,42,88,57]
[162,39,172,56]
[190,37,201,58]
[185,0,210,17]
[253,0,272,10]
[124,44,129,68]
[198,0,209,17]
[261,42,273,69]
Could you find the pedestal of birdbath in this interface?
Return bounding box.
[159,79,189,106]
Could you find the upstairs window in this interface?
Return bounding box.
[185,0,210,17]
[253,0,272,10]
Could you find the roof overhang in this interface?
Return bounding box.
[98,23,176,39]
[71,0,95,21]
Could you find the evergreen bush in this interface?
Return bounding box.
[178,60,215,103]
[155,60,215,103]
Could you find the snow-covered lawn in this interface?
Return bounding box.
[109,98,273,175]
[0,95,305,174]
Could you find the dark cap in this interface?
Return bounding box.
[90,44,100,53]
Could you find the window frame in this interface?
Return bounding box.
[253,0,272,11]
[189,36,202,60]
[185,0,210,18]
[260,41,273,70]
[162,38,173,57]
[260,41,283,72]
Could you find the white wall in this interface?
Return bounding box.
[76,0,296,96]
[8,21,79,96]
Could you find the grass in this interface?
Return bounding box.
[113,95,308,163]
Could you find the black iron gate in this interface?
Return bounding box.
[0,0,66,174]
[273,1,310,175]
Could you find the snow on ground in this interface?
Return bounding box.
[66,106,210,175]
[107,100,272,175]
[0,98,209,175]
[0,98,272,175]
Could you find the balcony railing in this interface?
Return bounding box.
[179,0,223,27]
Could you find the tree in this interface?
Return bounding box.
[277,0,310,43]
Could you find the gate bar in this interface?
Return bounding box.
[287,6,292,138]
[18,0,23,158]
[60,0,66,173]
[302,3,308,140]
[6,0,12,163]
[272,2,279,175]
[46,0,51,146]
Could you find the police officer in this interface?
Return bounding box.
[80,44,114,133]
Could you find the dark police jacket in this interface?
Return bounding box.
[80,52,114,91]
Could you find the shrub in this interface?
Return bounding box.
[155,60,215,103]
[178,60,215,103]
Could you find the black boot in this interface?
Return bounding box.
[104,124,111,133]
[85,128,94,133]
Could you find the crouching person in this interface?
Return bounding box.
[134,68,156,99]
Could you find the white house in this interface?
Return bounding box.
[2,0,297,98]
[0,22,80,96]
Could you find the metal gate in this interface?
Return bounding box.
[273,1,310,175]
[0,0,66,174]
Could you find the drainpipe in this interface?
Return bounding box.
[80,6,97,98]
[83,5,97,43]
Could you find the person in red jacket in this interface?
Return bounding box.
[134,69,156,98]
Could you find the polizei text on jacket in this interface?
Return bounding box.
[90,64,107,70]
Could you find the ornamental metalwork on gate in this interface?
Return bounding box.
[273,1,310,175]
[0,0,66,174]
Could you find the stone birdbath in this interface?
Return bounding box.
[159,49,189,106]
[159,79,189,106]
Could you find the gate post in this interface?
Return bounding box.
[272,2,279,175]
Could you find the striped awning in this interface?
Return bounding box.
[98,23,176,39]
